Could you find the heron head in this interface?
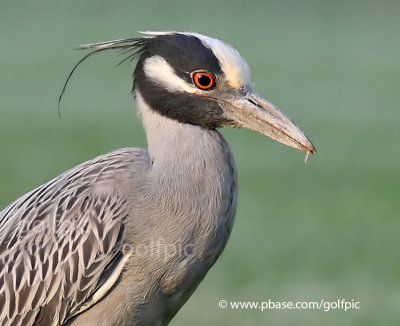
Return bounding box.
[60,31,316,156]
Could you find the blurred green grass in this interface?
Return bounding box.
[1,1,399,325]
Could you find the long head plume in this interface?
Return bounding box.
[57,36,151,115]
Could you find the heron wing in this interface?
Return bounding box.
[0,149,142,326]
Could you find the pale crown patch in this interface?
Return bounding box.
[193,34,253,89]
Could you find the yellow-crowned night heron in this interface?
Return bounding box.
[0,32,315,325]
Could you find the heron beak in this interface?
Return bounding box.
[220,90,316,155]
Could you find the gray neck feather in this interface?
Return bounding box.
[135,91,238,258]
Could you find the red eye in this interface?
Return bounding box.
[192,72,215,90]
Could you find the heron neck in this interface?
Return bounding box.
[136,91,233,174]
[135,90,237,264]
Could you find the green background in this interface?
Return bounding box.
[1,0,399,325]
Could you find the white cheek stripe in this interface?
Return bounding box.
[143,55,196,94]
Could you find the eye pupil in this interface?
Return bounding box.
[193,72,215,90]
[198,74,211,86]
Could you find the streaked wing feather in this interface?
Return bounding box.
[0,148,142,326]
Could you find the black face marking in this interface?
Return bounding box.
[135,34,222,84]
[135,64,231,129]
[132,33,233,129]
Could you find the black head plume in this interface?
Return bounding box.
[57,37,149,115]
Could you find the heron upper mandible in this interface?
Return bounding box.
[0,32,315,325]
